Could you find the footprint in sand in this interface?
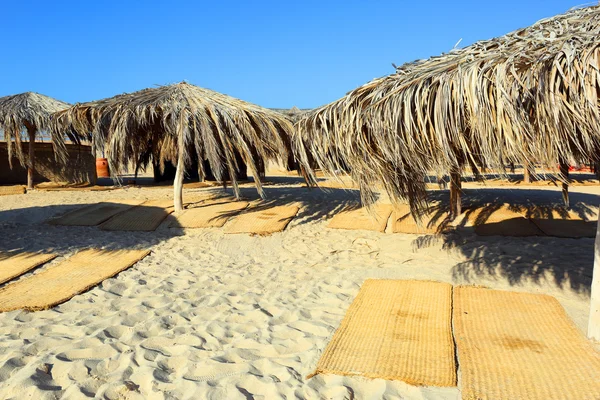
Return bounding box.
[288,320,331,337]
[183,362,249,382]
[57,345,117,361]
[0,356,31,383]
[139,335,204,356]
[103,325,133,340]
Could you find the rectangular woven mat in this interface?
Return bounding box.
[466,205,544,236]
[48,200,145,226]
[100,199,174,231]
[454,286,600,400]
[310,280,457,387]
[225,204,299,235]
[392,204,452,234]
[0,185,26,196]
[524,208,596,238]
[0,252,57,285]
[327,204,393,232]
[0,249,150,312]
[37,186,116,192]
[531,219,596,238]
[170,201,249,228]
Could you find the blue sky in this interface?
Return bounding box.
[0,1,590,108]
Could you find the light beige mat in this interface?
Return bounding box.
[309,280,456,387]
[225,204,300,235]
[100,199,174,231]
[0,249,150,312]
[392,204,452,234]
[0,185,26,196]
[327,204,393,232]
[454,286,600,400]
[0,252,57,285]
[525,208,596,238]
[48,200,145,226]
[466,205,544,236]
[170,201,249,228]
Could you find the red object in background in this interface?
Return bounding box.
[567,165,592,172]
[96,158,110,178]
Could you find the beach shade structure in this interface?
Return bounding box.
[0,92,72,189]
[51,82,298,211]
[295,5,600,218]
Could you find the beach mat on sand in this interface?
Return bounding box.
[48,200,145,226]
[0,249,150,312]
[525,208,597,238]
[466,205,543,237]
[0,252,57,285]
[225,204,299,235]
[453,286,600,400]
[170,201,249,228]
[327,204,393,232]
[310,280,456,387]
[0,185,26,196]
[392,204,452,234]
[100,200,174,231]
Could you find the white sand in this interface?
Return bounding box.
[0,175,598,399]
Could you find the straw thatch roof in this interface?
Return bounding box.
[52,82,296,198]
[296,5,600,215]
[271,107,312,122]
[0,92,71,167]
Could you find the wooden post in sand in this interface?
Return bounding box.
[559,160,570,208]
[523,161,533,184]
[173,149,185,212]
[449,171,462,220]
[26,124,36,190]
[588,215,600,341]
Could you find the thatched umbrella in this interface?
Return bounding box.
[296,5,600,217]
[51,82,296,211]
[0,92,71,189]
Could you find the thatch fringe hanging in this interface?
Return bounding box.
[295,5,600,217]
[51,82,297,211]
[0,92,71,188]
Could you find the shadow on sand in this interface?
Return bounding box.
[411,188,598,296]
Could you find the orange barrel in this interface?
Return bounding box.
[96,158,110,178]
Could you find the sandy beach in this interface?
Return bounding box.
[0,174,598,399]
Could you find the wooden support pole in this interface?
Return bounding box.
[173,150,185,212]
[560,160,570,208]
[26,126,35,190]
[449,171,462,220]
[523,161,533,184]
[589,215,600,341]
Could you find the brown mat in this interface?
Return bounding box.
[454,286,600,400]
[100,199,174,231]
[310,280,456,387]
[225,204,300,235]
[38,186,117,192]
[0,185,26,196]
[35,182,116,191]
[327,204,393,232]
[0,249,150,312]
[466,205,543,236]
[392,204,452,234]
[48,200,145,226]
[170,201,249,228]
[0,252,57,285]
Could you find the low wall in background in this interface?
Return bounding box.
[0,142,96,185]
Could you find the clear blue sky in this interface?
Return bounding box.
[0,1,591,109]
